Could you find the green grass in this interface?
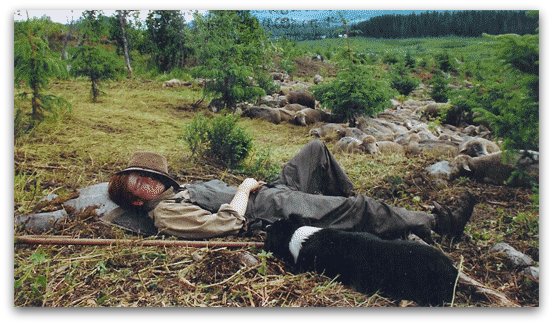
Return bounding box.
[297,36,498,61]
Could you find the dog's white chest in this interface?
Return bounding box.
[289,226,322,263]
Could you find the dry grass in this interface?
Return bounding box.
[14,78,538,307]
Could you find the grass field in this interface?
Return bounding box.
[13,36,538,307]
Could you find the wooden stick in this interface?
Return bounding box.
[406,234,520,307]
[15,235,264,249]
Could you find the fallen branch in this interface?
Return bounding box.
[407,234,520,307]
[15,235,264,249]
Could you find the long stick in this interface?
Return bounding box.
[15,235,264,249]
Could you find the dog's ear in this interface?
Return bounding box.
[288,214,306,226]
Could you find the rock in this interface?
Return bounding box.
[64,182,118,217]
[39,193,59,202]
[426,161,452,179]
[313,74,324,84]
[238,252,259,267]
[15,209,68,233]
[522,266,539,281]
[490,242,534,268]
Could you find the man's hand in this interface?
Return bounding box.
[239,178,265,192]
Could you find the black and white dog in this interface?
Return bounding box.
[264,215,458,306]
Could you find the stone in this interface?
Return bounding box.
[63,182,118,217]
[426,161,452,179]
[522,266,539,281]
[490,242,534,268]
[15,209,68,233]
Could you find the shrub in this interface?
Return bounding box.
[404,51,416,69]
[430,73,449,103]
[390,63,419,96]
[382,52,399,65]
[441,92,475,126]
[435,51,455,73]
[183,113,252,169]
[182,114,209,156]
[313,63,393,125]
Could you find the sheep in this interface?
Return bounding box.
[450,150,539,186]
[283,103,309,112]
[242,106,281,124]
[292,108,333,126]
[376,141,405,155]
[335,135,379,154]
[309,123,347,140]
[458,138,501,157]
[162,79,190,88]
[286,90,316,109]
[336,127,369,140]
[417,140,459,157]
[271,72,287,82]
[404,133,423,156]
[438,133,464,144]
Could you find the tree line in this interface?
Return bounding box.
[353,10,538,38]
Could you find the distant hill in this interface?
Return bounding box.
[252,10,433,41]
[251,10,429,26]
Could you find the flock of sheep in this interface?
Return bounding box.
[237,72,539,187]
[163,72,539,188]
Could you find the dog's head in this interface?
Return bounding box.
[264,214,306,262]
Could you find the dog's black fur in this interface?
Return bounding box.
[264,215,458,306]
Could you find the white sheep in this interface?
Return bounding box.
[458,137,501,157]
[335,135,379,154]
[450,150,538,186]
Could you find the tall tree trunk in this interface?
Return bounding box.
[118,10,133,78]
[91,78,100,102]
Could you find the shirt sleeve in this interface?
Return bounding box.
[150,190,247,239]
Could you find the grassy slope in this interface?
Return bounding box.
[14,36,538,307]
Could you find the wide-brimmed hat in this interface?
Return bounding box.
[116,152,180,189]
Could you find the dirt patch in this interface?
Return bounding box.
[293,57,337,78]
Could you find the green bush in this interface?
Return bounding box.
[441,92,475,126]
[430,73,449,103]
[182,114,209,156]
[473,33,539,152]
[404,51,416,69]
[382,52,399,65]
[435,51,455,73]
[183,113,252,168]
[313,63,393,125]
[390,63,419,96]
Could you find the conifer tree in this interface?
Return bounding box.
[14,17,70,128]
[71,10,123,102]
[193,11,272,109]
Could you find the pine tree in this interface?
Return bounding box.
[14,17,70,128]
[145,10,190,72]
[192,11,272,109]
[71,10,123,102]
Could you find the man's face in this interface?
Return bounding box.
[127,172,167,206]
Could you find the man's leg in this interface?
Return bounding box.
[252,186,436,240]
[275,139,354,197]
